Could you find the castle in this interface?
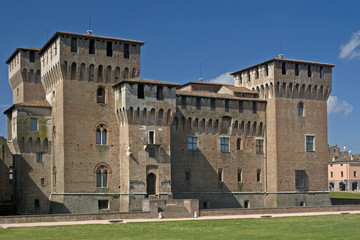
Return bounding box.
[2,31,333,214]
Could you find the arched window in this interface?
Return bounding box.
[132,68,136,78]
[115,67,120,83]
[36,138,41,152]
[63,61,68,79]
[23,68,27,82]
[97,87,105,103]
[96,124,107,145]
[44,138,48,153]
[36,70,41,83]
[30,69,34,83]
[149,108,155,125]
[28,137,33,153]
[298,102,304,117]
[124,67,129,79]
[96,165,108,188]
[106,66,112,83]
[89,64,94,82]
[71,62,76,80]
[80,63,85,81]
[97,65,103,82]
[237,138,241,150]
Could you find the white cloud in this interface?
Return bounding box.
[339,30,360,60]
[327,95,353,116]
[208,72,233,85]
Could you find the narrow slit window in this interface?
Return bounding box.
[157,86,163,100]
[124,43,129,58]
[106,41,113,57]
[89,39,95,54]
[138,84,144,99]
[282,62,286,75]
[71,37,77,53]
[308,65,312,77]
[295,63,299,76]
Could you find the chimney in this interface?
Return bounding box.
[87,30,93,35]
[199,78,203,82]
[279,54,284,59]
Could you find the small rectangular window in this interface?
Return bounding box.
[157,86,163,100]
[255,68,259,79]
[196,97,201,110]
[148,147,155,158]
[30,50,35,62]
[295,170,306,189]
[320,66,324,79]
[181,96,186,109]
[148,131,155,144]
[89,39,95,54]
[355,171,357,177]
[41,178,45,186]
[30,118,38,131]
[265,64,269,76]
[106,41,113,57]
[256,139,264,154]
[225,99,230,112]
[185,171,191,181]
[330,172,333,178]
[71,37,77,53]
[138,84,144,99]
[211,99,216,111]
[218,168,223,182]
[239,101,243,113]
[98,200,109,210]
[257,169,261,182]
[308,65,312,77]
[220,137,229,152]
[124,43,129,59]
[36,153,43,163]
[295,63,299,76]
[9,166,13,180]
[341,171,343,177]
[187,137,198,151]
[237,169,242,182]
[252,102,257,114]
[306,135,315,152]
[282,62,286,75]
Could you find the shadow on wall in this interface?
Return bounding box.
[170,111,265,209]
[13,154,70,214]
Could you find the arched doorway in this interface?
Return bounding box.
[147,173,156,196]
[352,182,358,191]
[339,182,346,191]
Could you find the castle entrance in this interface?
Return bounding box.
[147,173,156,196]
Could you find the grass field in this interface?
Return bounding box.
[1,214,360,240]
[329,191,360,199]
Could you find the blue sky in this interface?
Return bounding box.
[0,0,359,153]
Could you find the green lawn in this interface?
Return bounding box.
[329,191,360,199]
[1,214,360,240]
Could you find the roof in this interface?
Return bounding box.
[329,160,360,164]
[5,47,41,64]
[4,99,51,114]
[113,78,180,88]
[231,57,335,75]
[39,31,145,55]
[176,90,264,101]
[221,85,256,94]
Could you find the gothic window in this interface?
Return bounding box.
[28,137,33,153]
[132,68,136,77]
[71,62,76,80]
[30,118,38,131]
[106,66,112,83]
[89,64,94,82]
[30,69,34,83]
[96,165,108,188]
[298,102,304,116]
[115,67,120,83]
[97,65,103,83]
[80,63,85,81]
[44,138,48,153]
[320,66,324,79]
[237,138,241,150]
[124,67,129,79]
[96,124,107,145]
[36,70,41,83]
[97,87,105,103]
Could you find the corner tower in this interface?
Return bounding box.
[231,56,334,207]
